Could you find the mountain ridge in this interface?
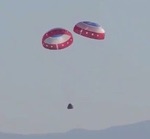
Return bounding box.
[0,120,149,139]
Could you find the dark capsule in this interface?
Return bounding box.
[67,103,73,109]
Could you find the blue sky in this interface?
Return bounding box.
[0,0,150,134]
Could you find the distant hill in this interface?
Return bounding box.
[0,120,150,139]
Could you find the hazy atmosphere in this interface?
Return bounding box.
[0,0,150,134]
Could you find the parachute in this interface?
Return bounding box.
[42,28,73,50]
[73,21,105,40]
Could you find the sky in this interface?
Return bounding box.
[0,0,150,134]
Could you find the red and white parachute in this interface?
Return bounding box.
[73,21,105,40]
[42,28,73,50]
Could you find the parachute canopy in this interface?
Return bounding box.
[73,21,105,40]
[42,28,73,50]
